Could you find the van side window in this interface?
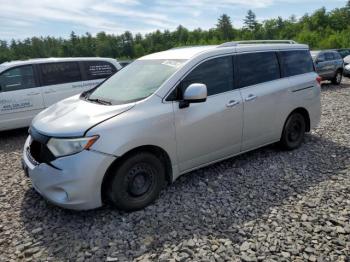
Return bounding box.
[83,61,117,80]
[40,62,81,86]
[280,50,314,77]
[0,65,36,92]
[237,52,280,88]
[180,56,233,97]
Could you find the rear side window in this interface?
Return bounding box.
[280,50,314,77]
[0,65,37,92]
[180,56,233,96]
[325,52,334,61]
[237,52,280,88]
[83,61,117,80]
[40,62,82,86]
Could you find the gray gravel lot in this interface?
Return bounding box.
[0,79,350,262]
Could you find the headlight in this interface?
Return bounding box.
[47,136,99,157]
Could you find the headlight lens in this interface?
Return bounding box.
[47,136,99,157]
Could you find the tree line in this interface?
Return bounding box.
[0,1,350,63]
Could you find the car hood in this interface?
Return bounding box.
[31,95,135,137]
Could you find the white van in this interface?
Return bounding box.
[0,57,122,131]
[22,41,321,211]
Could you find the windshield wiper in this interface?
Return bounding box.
[87,98,112,105]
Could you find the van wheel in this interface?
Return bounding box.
[107,152,165,211]
[280,113,306,150]
[331,71,342,85]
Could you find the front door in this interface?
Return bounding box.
[0,65,45,130]
[172,56,243,172]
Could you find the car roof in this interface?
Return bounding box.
[0,57,119,70]
[140,43,309,60]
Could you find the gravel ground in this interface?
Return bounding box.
[0,79,349,262]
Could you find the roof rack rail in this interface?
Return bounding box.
[218,40,297,48]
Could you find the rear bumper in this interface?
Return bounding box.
[22,136,116,210]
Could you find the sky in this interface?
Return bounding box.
[0,0,347,40]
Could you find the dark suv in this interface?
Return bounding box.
[311,50,344,85]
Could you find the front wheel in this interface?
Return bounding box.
[106,152,165,211]
[331,70,342,85]
[279,113,306,150]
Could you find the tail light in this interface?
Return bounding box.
[316,76,322,85]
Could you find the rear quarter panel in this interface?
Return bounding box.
[283,72,321,132]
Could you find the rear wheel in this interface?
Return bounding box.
[331,70,342,85]
[280,113,306,150]
[107,152,165,211]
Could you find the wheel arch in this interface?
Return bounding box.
[283,107,311,135]
[101,145,173,203]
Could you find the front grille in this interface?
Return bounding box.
[29,139,56,164]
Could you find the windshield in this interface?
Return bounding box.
[87,59,186,105]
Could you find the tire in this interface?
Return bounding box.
[331,70,342,85]
[106,152,165,211]
[280,113,306,150]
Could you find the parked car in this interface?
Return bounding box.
[0,57,122,131]
[311,50,344,85]
[334,48,350,59]
[22,40,321,211]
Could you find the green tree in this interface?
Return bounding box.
[1,1,350,63]
[244,10,258,31]
[216,14,234,40]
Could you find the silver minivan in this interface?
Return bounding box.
[22,41,321,211]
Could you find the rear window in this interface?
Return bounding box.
[83,61,117,80]
[280,50,314,77]
[40,62,82,86]
[237,52,280,88]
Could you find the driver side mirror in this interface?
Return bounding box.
[179,83,207,109]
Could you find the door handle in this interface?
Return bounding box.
[226,100,240,108]
[27,92,40,96]
[245,94,257,102]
